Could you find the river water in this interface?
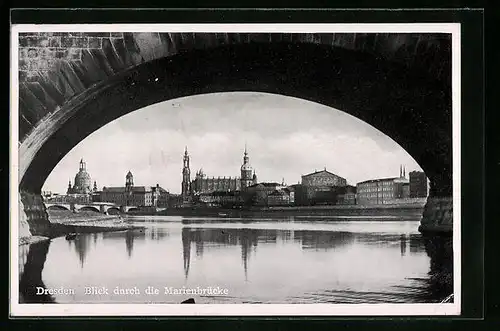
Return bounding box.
[19,216,453,304]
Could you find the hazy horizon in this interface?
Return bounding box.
[42,92,424,194]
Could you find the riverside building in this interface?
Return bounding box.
[409,171,429,198]
[300,168,348,205]
[356,165,410,205]
[100,171,169,207]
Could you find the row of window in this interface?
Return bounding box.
[358,193,395,198]
[358,186,395,193]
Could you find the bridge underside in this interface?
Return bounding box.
[17,33,453,237]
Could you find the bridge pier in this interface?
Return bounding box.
[19,190,51,239]
[418,174,453,234]
[419,196,453,234]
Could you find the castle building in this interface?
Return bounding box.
[67,159,96,195]
[192,169,241,194]
[181,146,258,203]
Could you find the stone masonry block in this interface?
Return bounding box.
[37,59,50,70]
[19,70,28,81]
[26,48,39,58]
[19,37,50,47]
[27,60,40,71]
[88,37,102,49]
[19,32,40,37]
[38,32,55,38]
[19,48,29,59]
[19,59,28,70]
[67,48,82,60]
[25,72,43,82]
[48,37,61,47]
[61,37,88,48]
[55,49,68,59]
[37,48,56,59]
[82,32,111,37]
[38,37,50,47]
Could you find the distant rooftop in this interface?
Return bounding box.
[302,169,344,179]
[102,185,168,193]
[357,177,409,185]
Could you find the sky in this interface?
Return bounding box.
[42,92,423,194]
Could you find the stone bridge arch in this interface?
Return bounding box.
[45,204,70,211]
[106,207,121,215]
[17,32,453,235]
[77,205,101,213]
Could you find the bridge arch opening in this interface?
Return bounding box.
[18,39,452,235]
[21,41,451,198]
[78,206,100,213]
[43,91,428,198]
[107,207,120,215]
[46,205,70,211]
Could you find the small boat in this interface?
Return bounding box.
[218,212,228,217]
[65,233,78,240]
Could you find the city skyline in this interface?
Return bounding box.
[42,92,424,195]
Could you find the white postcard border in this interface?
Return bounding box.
[10,23,461,317]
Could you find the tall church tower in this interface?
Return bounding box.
[125,171,134,190]
[240,145,254,190]
[125,170,134,206]
[181,146,191,203]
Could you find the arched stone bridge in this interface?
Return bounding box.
[17,32,453,237]
[45,202,139,214]
[45,202,121,214]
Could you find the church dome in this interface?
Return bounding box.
[73,168,92,193]
[75,170,91,185]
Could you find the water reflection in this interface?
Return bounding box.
[74,235,91,267]
[177,227,426,283]
[70,228,169,262]
[401,234,407,256]
[423,235,454,302]
[18,219,455,304]
[19,240,55,303]
[125,230,134,258]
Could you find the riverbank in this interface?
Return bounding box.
[46,210,142,240]
[156,202,426,219]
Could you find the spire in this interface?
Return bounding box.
[184,146,188,156]
[399,164,402,177]
[403,166,406,178]
[244,142,248,156]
